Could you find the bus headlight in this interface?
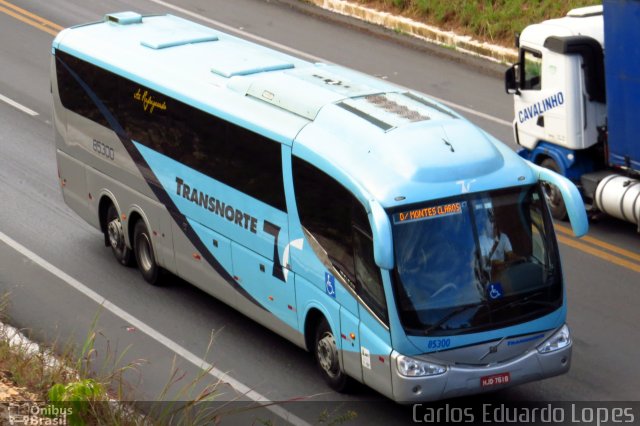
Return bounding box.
[537,324,571,354]
[396,355,447,377]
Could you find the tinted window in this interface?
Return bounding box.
[354,227,387,324]
[293,157,355,282]
[293,157,388,324]
[55,50,286,211]
[56,51,117,128]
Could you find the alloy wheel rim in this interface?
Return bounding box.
[317,332,339,378]
[108,219,123,250]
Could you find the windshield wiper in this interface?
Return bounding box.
[490,290,557,315]
[423,303,484,335]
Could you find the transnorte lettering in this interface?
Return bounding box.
[175,177,258,233]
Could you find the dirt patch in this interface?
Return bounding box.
[0,370,45,425]
[0,370,40,401]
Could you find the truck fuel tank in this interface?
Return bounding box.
[594,174,640,231]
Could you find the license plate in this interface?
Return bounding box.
[481,372,511,387]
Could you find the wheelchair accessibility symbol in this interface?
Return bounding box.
[325,272,336,298]
[488,283,504,300]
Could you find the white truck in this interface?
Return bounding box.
[505,1,640,229]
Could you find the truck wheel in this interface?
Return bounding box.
[133,220,162,285]
[106,204,134,266]
[314,318,350,392]
[540,158,568,220]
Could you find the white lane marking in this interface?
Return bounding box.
[146,0,320,62]
[427,95,512,127]
[145,0,512,128]
[0,93,38,116]
[0,230,311,426]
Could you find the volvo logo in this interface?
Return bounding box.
[480,337,506,361]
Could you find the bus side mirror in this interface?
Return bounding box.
[369,200,394,270]
[530,162,589,237]
[505,64,520,95]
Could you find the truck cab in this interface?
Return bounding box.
[505,5,609,218]
[505,6,606,179]
[505,3,640,229]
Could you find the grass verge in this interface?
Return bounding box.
[0,296,232,425]
[0,293,358,425]
[352,0,601,45]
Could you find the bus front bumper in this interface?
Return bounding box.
[390,343,571,403]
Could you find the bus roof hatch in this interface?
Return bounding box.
[105,12,143,25]
[210,44,294,78]
[140,31,219,50]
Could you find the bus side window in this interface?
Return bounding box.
[56,50,118,128]
[353,224,388,325]
[117,78,287,212]
[293,157,388,323]
[292,157,356,284]
[56,51,286,212]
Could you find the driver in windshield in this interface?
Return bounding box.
[479,211,517,275]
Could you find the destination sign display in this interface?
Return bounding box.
[394,202,464,224]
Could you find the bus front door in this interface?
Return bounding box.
[358,306,393,399]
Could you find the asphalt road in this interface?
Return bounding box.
[1,0,639,424]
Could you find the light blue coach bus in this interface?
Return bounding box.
[52,12,588,402]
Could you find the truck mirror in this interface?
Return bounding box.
[369,200,394,270]
[529,162,589,237]
[505,64,520,95]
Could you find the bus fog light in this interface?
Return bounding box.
[537,325,571,354]
[397,355,446,377]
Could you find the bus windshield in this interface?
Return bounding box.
[391,184,562,336]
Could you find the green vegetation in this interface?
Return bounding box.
[355,0,601,44]
[0,301,221,425]
[48,379,107,425]
[1,296,359,425]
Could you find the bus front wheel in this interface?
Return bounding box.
[314,318,350,392]
[106,204,134,266]
[133,220,161,285]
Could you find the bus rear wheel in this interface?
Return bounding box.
[133,220,162,285]
[540,158,568,220]
[106,204,134,266]
[314,318,350,392]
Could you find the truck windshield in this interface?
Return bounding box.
[391,184,562,336]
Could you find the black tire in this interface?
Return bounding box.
[540,158,568,220]
[314,318,350,392]
[105,204,134,266]
[133,220,162,285]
